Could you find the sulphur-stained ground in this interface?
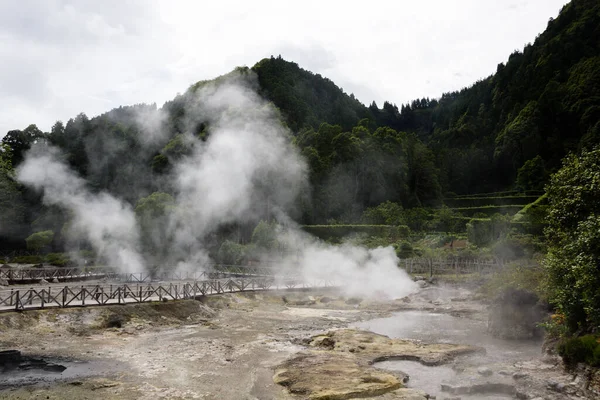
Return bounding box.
[0,286,597,400]
[0,290,405,400]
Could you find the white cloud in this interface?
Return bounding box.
[0,0,568,135]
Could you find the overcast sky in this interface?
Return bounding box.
[0,0,569,136]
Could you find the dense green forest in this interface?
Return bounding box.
[1,0,598,253]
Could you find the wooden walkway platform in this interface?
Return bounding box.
[0,264,275,284]
[0,277,332,312]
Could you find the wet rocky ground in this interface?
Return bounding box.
[0,284,597,399]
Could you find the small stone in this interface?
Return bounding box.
[498,370,511,376]
[416,280,428,288]
[546,381,565,392]
[52,278,60,283]
[512,372,528,380]
[477,367,493,377]
[39,278,49,284]
[345,297,362,305]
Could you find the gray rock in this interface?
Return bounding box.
[477,367,493,376]
[52,278,60,283]
[546,380,565,392]
[416,280,428,288]
[39,278,49,284]
[487,288,546,339]
[512,372,529,380]
[0,278,8,286]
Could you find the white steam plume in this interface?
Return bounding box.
[15,70,417,299]
[163,74,416,298]
[164,77,307,269]
[17,148,144,273]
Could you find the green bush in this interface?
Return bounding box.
[362,201,404,225]
[217,240,247,264]
[558,335,600,367]
[466,214,511,246]
[11,255,44,264]
[395,241,415,259]
[545,148,600,333]
[251,220,277,249]
[45,253,71,267]
[25,230,54,253]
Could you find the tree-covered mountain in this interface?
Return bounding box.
[1,0,599,252]
[253,0,599,196]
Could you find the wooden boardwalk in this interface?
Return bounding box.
[0,264,275,284]
[0,277,332,312]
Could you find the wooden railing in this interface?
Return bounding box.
[0,277,332,312]
[0,264,278,284]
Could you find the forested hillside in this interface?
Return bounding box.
[0,0,598,252]
[254,0,599,196]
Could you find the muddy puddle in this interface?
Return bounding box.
[0,353,121,390]
[353,310,543,399]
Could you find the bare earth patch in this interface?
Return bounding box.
[273,329,481,399]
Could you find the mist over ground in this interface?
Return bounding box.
[16,71,416,299]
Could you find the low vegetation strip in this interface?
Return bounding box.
[301,225,410,241]
[450,205,525,217]
[447,190,545,199]
[444,195,539,208]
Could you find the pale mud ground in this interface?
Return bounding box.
[0,285,595,400]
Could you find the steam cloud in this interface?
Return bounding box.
[16,71,416,299]
[17,148,144,273]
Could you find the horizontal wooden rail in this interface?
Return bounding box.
[0,264,279,284]
[0,277,334,312]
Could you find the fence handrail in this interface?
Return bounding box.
[0,277,332,312]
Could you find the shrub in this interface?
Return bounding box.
[251,220,277,249]
[217,240,246,264]
[557,335,600,367]
[395,241,414,259]
[25,230,54,253]
[362,201,404,225]
[466,214,511,246]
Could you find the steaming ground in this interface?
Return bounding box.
[0,286,594,399]
[16,71,416,300]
